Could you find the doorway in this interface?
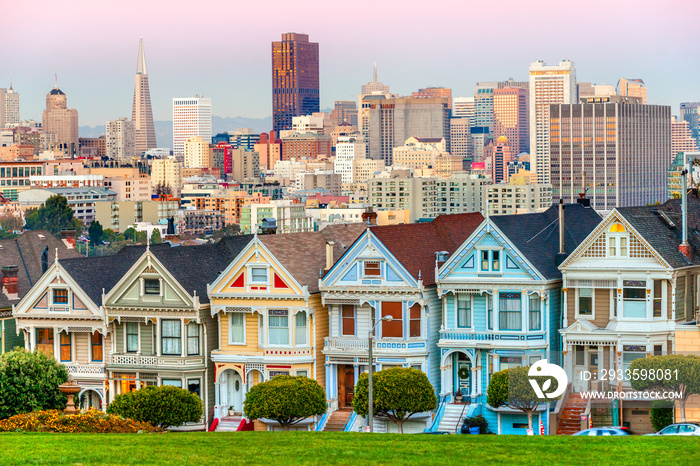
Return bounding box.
[338,365,355,408]
[453,352,471,397]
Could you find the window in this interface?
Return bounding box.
[295,312,307,346]
[161,320,182,355]
[250,267,267,283]
[297,370,308,377]
[187,379,201,397]
[60,332,71,362]
[499,293,522,331]
[653,280,663,318]
[126,322,139,353]
[91,331,103,362]
[381,302,403,338]
[623,281,646,318]
[492,251,500,271]
[269,310,289,345]
[409,304,421,337]
[481,251,489,270]
[162,379,182,388]
[622,345,646,372]
[457,296,471,328]
[229,313,245,344]
[499,356,521,370]
[654,345,663,356]
[608,224,628,257]
[529,294,541,330]
[187,322,199,355]
[578,288,593,316]
[53,289,68,304]
[364,261,381,276]
[144,279,160,295]
[487,295,493,330]
[341,305,355,336]
[36,328,54,358]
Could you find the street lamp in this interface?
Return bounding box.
[368,315,392,433]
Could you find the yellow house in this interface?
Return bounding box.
[207,224,364,430]
[674,326,700,422]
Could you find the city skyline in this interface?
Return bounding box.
[1,0,698,128]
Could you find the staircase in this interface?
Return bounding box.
[324,408,352,432]
[437,403,468,433]
[215,415,243,432]
[556,393,587,435]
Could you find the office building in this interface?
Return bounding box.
[617,78,647,104]
[280,132,332,160]
[106,117,135,161]
[452,97,475,123]
[183,136,211,169]
[492,87,528,155]
[671,116,698,158]
[681,102,700,148]
[412,87,452,108]
[577,82,615,99]
[254,132,282,170]
[474,82,496,132]
[487,136,514,184]
[131,38,157,155]
[358,64,393,132]
[172,95,212,158]
[151,156,183,196]
[450,118,473,169]
[272,33,319,133]
[483,180,553,216]
[330,101,358,127]
[212,128,260,151]
[42,86,79,156]
[1,83,20,128]
[550,96,670,210]
[529,59,576,184]
[230,148,260,183]
[334,136,366,183]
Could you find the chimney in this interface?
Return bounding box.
[325,241,335,271]
[60,229,76,249]
[435,251,449,268]
[559,199,565,255]
[362,207,377,226]
[2,265,19,300]
[680,167,691,259]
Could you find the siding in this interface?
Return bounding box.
[592,288,609,327]
[1,318,23,353]
[311,294,327,388]
[676,276,686,321]
[356,304,371,336]
[203,307,218,421]
[549,288,562,363]
[472,295,486,331]
[425,287,441,394]
[667,281,673,320]
[566,290,576,323]
[115,324,123,352]
[75,333,89,364]
[329,306,339,338]
[141,322,154,356]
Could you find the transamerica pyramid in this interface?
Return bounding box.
[131,38,157,155]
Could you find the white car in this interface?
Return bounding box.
[647,423,700,436]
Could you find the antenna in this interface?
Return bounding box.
[373,62,378,83]
[54,73,58,88]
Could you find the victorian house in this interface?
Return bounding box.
[319,213,484,433]
[435,203,600,434]
[207,224,364,430]
[559,198,700,433]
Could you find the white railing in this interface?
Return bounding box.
[325,338,369,351]
[108,354,204,367]
[65,363,106,375]
[324,337,428,354]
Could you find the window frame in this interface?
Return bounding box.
[268,309,290,346]
[529,294,542,331]
[228,312,246,345]
[381,302,403,338]
[161,319,182,356]
[341,305,355,337]
[457,296,471,329]
[144,278,160,295]
[249,266,269,284]
[409,303,421,337]
[126,322,139,353]
[60,332,71,362]
[187,322,199,356]
[363,260,381,277]
[91,331,103,362]
[576,288,594,319]
[622,281,647,319]
[187,378,201,398]
[498,292,522,331]
[294,311,308,346]
[653,279,664,318]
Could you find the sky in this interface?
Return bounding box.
[2,0,699,128]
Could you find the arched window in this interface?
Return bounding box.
[608,223,628,257]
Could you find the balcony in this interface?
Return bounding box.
[107,353,205,368]
[65,363,105,376]
[439,330,548,348]
[324,337,428,355]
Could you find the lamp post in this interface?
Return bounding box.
[368,315,392,433]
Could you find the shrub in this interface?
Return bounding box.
[462,414,491,434]
[0,409,159,433]
[0,349,69,419]
[107,385,203,428]
[244,375,326,430]
[353,367,437,433]
[650,399,674,432]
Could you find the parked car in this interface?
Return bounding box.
[572,427,631,436]
[646,423,700,436]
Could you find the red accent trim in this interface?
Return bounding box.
[273,273,289,289]
[209,418,219,432]
[266,365,292,369]
[231,273,245,288]
[237,419,254,431]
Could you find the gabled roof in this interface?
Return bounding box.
[371,212,484,285]
[616,197,700,268]
[490,203,601,280]
[259,223,365,293]
[59,235,254,305]
[0,230,82,311]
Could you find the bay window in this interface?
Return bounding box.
[622,345,646,372]
[295,312,307,346]
[187,322,199,356]
[268,310,289,345]
[623,281,646,318]
[381,302,403,338]
[161,320,181,355]
[126,322,139,353]
[229,313,245,344]
[457,296,471,328]
[487,294,493,330]
[409,304,421,337]
[499,292,522,331]
[578,288,593,316]
[91,331,103,362]
[341,305,355,336]
[653,280,663,318]
[529,294,541,330]
[60,332,71,362]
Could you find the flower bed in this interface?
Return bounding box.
[0,409,162,433]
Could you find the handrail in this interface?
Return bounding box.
[343,411,357,432]
[455,400,470,433]
[426,394,448,432]
[206,405,217,432]
[315,412,329,432]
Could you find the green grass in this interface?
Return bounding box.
[0,432,699,465]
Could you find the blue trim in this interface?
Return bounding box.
[315,412,328,431]
[425,395,448,432]
[343,411,357,432]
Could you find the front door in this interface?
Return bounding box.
[228,372,243,414]
[573,345,587,392]
[344,368,355,406]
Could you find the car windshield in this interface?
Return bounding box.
[660,425,678,434]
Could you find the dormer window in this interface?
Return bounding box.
[53,289,68,304]
[250,267,268,283]
[144,279,160,295]
[364,261,381,277]
[608,223,628,257]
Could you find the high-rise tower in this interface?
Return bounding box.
[272,33,319,134]
[131,38,157,155]
[42,85,79,155]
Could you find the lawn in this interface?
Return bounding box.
[0,432,698,465]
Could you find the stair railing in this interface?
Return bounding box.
[455,400,470,433]
[425,394,448,433]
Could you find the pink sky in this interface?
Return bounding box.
[2,0,699,127]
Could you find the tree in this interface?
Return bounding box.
[487,365,561,431]
[243,375,326,430]
[106,385,202,428]
[0,349,68,419]
[23,195,78,234]
[212,224,241,240]
[352,367,437,433]
[123,227,137,241]
[150,229,162,244]
[0,212,22,232]
[115,234,125,242]
[102,228,117,243]
[88,220,104,246]
[155,183,172,196]
[650,400,674,432]
[135,231,148,244]
[629,354,700,422]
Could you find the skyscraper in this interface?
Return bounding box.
[106,117,135,161]
[42,86,79,155]
[671,115,698,157]
[529,59,576,184]
[1,81,20,128]
[358,64,393,134]
[617,78,647,104]
[550,96,670,210]
[131,38,157,155]
[172,95,212,158]
[680,102,700,148]
[492,87,528,155]
[272,33,319,134]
